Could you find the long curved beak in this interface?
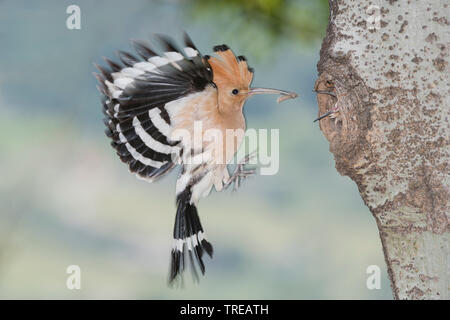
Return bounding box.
[248,87,296,96]
[247,87,298,103]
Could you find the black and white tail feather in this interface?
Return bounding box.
[171,189,213,284]
[94,33,215,284]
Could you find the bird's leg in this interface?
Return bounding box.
[224,151,257,191]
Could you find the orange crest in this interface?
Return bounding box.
[206,45,254,93]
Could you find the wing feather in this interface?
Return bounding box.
[95,33,214,181]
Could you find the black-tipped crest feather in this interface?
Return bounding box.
[213,44,229,52]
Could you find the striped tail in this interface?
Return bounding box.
[169,190,213,283]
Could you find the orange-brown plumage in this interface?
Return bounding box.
[170,46,257,167]
[208,48,253,89]
[206,46,253,115]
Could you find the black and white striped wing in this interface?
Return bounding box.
[95,34,213,181]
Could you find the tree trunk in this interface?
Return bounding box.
[315,0,449,299]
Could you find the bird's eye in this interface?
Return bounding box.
[232,89,239,95]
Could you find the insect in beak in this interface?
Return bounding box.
[247,88,298,103]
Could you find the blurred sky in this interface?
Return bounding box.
[0,0,392,299]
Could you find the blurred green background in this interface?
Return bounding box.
[0,0,392,299]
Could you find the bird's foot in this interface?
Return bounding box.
[224,151,257,191]
[225,165,256,192]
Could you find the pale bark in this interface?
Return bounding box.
[315,0,449,299]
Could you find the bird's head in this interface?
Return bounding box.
[206,45,296,114]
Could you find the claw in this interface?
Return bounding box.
[225,152,258,191]
[229,166,256,191]
[239,150,258,165]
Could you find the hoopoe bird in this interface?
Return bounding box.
[94,33,297,283]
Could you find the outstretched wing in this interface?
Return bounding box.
[95,33,214,181]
